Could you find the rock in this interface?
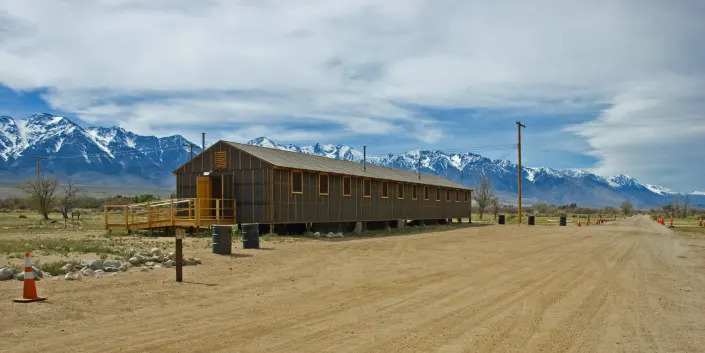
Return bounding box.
[163,260,174,268]
[128,257,140,265]
[0,267,13,281]
[194,258,201,264]
[154,254,164,263]
[326,232,335,238]
[94,269,104,274]
[313,232,321,237]
[16,272,24,280]
[145,261,155,267]
[19,214,27,218]
[139,267,149,272]
[150,247,162,256]
[59,264,73,275]
[335,232,344,238]
[167,252,175,260]
[103,259,121,268]
[107,273,118,277]
[153,264,162,268]
[104,267,119,272]
[119,264,129,272]
[89,259,103,270]
[32,266,44,278]
[354,222,363,234]
[64,272,81,280]
[183,258,197,266]
[81,268,94,276]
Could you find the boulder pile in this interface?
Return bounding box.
[0,247,202,282]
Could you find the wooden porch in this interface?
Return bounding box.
[104,198,236,231]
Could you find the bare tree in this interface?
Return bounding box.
[490,196,500,220]
[59,179,83,222]
[473,175,494,220]
[17,177,58,220]
[683,195,691,218]
[533,200,549,215]
[620,200,633,216]
[673,195,680,218]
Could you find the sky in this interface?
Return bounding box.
[0,0,703,192]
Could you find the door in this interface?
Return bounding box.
[197,176,212,218]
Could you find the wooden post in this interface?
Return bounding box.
[175,228,184,282]
[216,199,220,222]
[124,205,129,231]
[195,199,201,227]
[104,205,108,229]
[169,199,174,225]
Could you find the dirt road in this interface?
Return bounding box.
[1,216,704,352]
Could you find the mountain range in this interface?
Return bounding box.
[1,113,702,208]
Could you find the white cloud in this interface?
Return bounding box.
[0,0,703,189]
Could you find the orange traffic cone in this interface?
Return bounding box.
[669,217,674,229]
[13,252,46,303]
[577,220,581,227]
[699,218,703,227]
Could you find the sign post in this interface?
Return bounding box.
[175,228,184,282]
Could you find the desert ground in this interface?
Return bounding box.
[1,215,704,352]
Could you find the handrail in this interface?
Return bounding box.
[104,198,237,230]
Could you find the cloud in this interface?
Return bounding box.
[0,0,703,189]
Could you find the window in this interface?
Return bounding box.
[436,188,441,201]
[381,181,389,199]
[424,186,429,200]
[455,190,459,202]
[292,171,303,194]
[343,177,352,196]
[465,190,469,202]
[397,183,404,199]
[363,179,371,198]
[412,185,418,200]
[213,151,227,169]
[319,174,329,195]
[446,189,451,201]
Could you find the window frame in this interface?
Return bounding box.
[465,190,469,202]
[436,187,441,201]
[412,185,418,200]
[424,186,430,200]
[342,176,352,197]
[455,189,459,202]
[381,181,389,199]
[397,183,404,199]
[363,179,372,198]
[319,173,329,196]
[291,171,303,194]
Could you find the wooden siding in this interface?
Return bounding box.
[176,141,471,225]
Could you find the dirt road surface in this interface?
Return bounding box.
[1,215,704,352]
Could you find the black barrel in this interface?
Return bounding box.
[559,216,567,226]
[242,224,260,249]
[498,214,506,225]
[212,225,233,255]
[528,215,535,226]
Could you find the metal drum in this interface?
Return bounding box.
[528,215,535,226]
[498,214,506,225]
[242,224,260,249]
[559,216,567,226]
[212,225,233,255]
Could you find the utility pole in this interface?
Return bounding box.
[363,145,367,171]
[418,153,422,180]
[201,133,205,151]
[516,121,526,224]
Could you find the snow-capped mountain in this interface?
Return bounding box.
[0,115,701,208]
[246,137,704,208]
[0,113,200,187]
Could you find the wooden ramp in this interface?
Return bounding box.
[104,198,236,231]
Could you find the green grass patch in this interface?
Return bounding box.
[34,260,67,276]
[0,237,133,257]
